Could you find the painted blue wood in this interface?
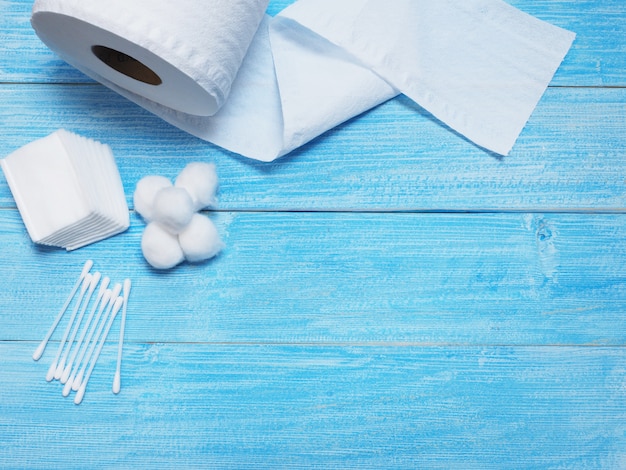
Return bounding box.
[1,0,625,468]
[1,85,626,211]
[1,210,625,345]
[1,342,625,469]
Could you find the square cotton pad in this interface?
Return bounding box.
[1,129,129,250]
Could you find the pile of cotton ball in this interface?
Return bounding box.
[134,162,224,269]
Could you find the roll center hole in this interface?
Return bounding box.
[91,45,162,86]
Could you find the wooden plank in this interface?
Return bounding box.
[0,0,626,469]
[1,0,625,86]
[1,85,625,212]
[1,2,625,469]
[0,0,88,83]
[1,341,625,468]
[508,0,626,86]
[1,210,625,345]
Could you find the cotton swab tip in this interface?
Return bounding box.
[81,272,92,289]
[46,361,57,382]
[111,283,123,300]
[72,370,84,392]
[60,365,71,384]
[62,379,73,397]
[113,296,123,312]
[123,278,131,298]
[74,384,86,405]
[81,259,94,277]
[99,276,110,295]
[54,362,65,381]
[32,341,46,361]
[90,271,102,289]
[113,373,121,394]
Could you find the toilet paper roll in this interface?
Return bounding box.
[31,0,575,162]
[32,0,269,116]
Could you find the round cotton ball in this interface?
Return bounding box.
[152,187,195,234]
[133,175,172,222]
[175,162,219,211]
[178,213,224,263]
[141,222,185,269]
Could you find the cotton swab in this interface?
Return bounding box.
[32,259,93,361]
[60,276,110,384]
[62,288,113,397]
[113,279,131,394]
[74,296,124,405]
[56,272,101,381]
[46,273,92,382]
[71,283,122,392]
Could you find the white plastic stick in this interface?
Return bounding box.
[45,273,92,382]
[113,279,131,394]
[74,296,124,405]
[60,276,109,384]
[71,283,122,392]
[56,272,101,381]
[33,260,92,361]
[62,288,112,397]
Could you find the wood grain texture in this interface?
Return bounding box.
[2,342,625,469]
[1,85,625,212]
[1,210,625,345]
[1,0,625,468]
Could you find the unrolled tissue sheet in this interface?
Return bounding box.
[31,0,575,162]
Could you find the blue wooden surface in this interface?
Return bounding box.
[1,0,626,468]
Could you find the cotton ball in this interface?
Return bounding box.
[141,222,185,269]
[175,162,219,211]
[133,175,172,222]
[178,213,224,263]
[152,186,195,234]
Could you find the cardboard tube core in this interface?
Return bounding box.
[92,45,162,85]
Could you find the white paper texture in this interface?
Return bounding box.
[0,130,129,249]
[31,0,576,161]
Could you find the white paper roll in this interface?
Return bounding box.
[31,0,575,161]
[32,0,268,116]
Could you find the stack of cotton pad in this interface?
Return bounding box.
[134,162,224,269]
[1,129,129,250]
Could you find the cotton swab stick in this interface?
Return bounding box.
[33,259,93,361]
[60,276,110,384]
[62,287,113,397]
[74,296,124,405]
[46,273,92,382]
[113,279,131,394]
[71,283,122,392]
[56,272,101,381]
